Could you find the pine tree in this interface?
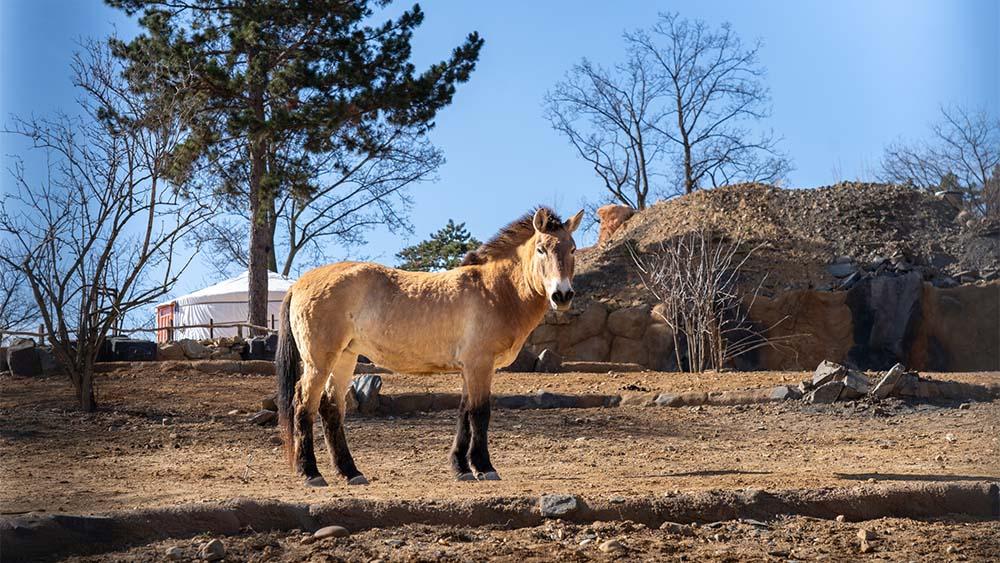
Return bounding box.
[107,0,483,332]
[397,220,481,271]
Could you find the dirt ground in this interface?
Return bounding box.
[64,516,1000,562]
[1,367,998,518]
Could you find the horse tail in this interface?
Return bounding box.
[275,289,299,468]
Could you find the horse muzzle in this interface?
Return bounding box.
[550,289,574,311]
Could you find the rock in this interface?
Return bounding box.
[248,410,277,426]
[261,395,277,411]
[498,347,537,373]
[813,360,847,387]
[36,346,61,375]
[827,262,856,278]
[659,521,694,536]
[210,349,242,361]
[807,380,844,403]
[770,385,801,401]
[606,305,651,339]
[835,515,846,523]
[959,403,971,410]
[178,339,211,360]
[314,525,350,539]
[557,302,608,348]
[539,494,579,518]
[529,323,560,344]
[535,348,563,373]
[157,342,187,361]
[165,546,185,560]
[871,363,907,399]
[352,374,382,415]
[839,370,871,400]
[199,538,225,561]
[649,303,669,324]
[599,539,624,553]
[643,323,676,371]
[860,538,874,553]
[609,336,647,365]
[344,386,359,413]
[596,204,635,244]
[857,528,876,541]
[566,335,610,362]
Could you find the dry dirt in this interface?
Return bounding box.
[2,367,998,518]
[63,516,1000,562]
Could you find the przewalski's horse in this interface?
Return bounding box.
[275,207,583,486]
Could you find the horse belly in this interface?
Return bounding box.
[348,310,465,374]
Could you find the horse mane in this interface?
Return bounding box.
[462,207,563,266]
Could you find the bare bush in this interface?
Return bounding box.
[629,230,794,372]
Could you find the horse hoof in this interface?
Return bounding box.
[456,472,477,482]
[347,475,369,486]
[477,471,501,481]
[305,476,328,487]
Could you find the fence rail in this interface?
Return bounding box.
[1,319,277,345]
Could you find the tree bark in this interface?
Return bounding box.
[247,78,271,336]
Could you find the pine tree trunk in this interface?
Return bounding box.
[247,145,271,336]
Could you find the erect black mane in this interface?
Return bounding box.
[461,207,563,266]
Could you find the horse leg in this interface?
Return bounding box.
[319,353,368,485]
[294,361,328,487]
[449,385,475,481]
[465,366,500,481]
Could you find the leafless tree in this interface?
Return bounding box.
[0,267,37,342]
[629,229,795,372]
[193,127,439,278]
[627,13,790,194]
[881,105,1000,218]
[545,50,665,209]
[0,40,210,410]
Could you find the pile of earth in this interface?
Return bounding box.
[574,182,1000,307]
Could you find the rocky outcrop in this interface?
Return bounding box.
[596,204,635,244]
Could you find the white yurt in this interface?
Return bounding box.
[154,271,296,341]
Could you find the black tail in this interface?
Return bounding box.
[275,290,300,468]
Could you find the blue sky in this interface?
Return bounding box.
[2,0,997,296]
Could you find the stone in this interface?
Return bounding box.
[261,395,278,411]
[539,494,579,518]
[839,370,871,400]
[857,529,875,541]
[959,403,971,410]
[535,348,562,373]
[498,347,537,373]
[599,539,624,553]
[871,363,907,399]
[529,323,560,344]
[178,339,211,360]
[248,410,277,426]
[606,305,651,339]
[860,539,874,553]
[567,335,609,361]
[210,349,242,361]
[659,521,694,536]
[643,323,676,371]
[769,385,802,401]
[807,381,844,403]
[314,525,350,539]
[157,342,187,361]
[6,339,41,378]
[353,374,382,415]
[596,204,635,244]
[165,546,185,560]
[609,336,647,365]
[813,360,847,387]
[649,303,669,324]
[835,515,846,523]
[827,262,856,278]
[557,302,608,348]
[36,346,60,375]
[199,539,225,561]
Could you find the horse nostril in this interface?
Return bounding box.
[564,290,574,302]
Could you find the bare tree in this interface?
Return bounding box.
[881,105,1000,218]
[0,267,37,341]
[0,40,210,410]
[629,230,795,372]
[627,13,790,194]
[545,50,665,209]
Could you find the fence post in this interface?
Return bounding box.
[38,324,44,345]
[168,317,174,343]
[271,314,275,330]
[237,325,243,339]
[209,318,214,340]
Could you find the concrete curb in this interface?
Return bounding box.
[2,482,996,562]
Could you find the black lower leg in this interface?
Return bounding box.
[450,397,472,475]
[293,405,321,480]
[468,402,495,474]
[318,393,362,480]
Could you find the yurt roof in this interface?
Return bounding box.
[158,271,295,307]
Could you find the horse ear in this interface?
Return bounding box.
[564,209,585,233]
[532,208,549,233]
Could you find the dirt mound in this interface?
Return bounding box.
[575,182,1000,306]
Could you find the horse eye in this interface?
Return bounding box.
[536,246,546,254]
[570,247,576,254]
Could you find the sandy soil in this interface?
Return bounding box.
[1,368,998,517]
[66,516,1000,562]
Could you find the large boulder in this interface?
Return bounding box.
[158,342,187,361]
[107,338,157,362]
[6,339,41,377]
[567,335,610,362]
[498,347,538,373]
[606,305,651,339]
[557,302,608,348]
[596,204,635,244]
[535,348,563,373]
[812,360,847,387]
[609,336,647,365]
[643,323,676,371]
